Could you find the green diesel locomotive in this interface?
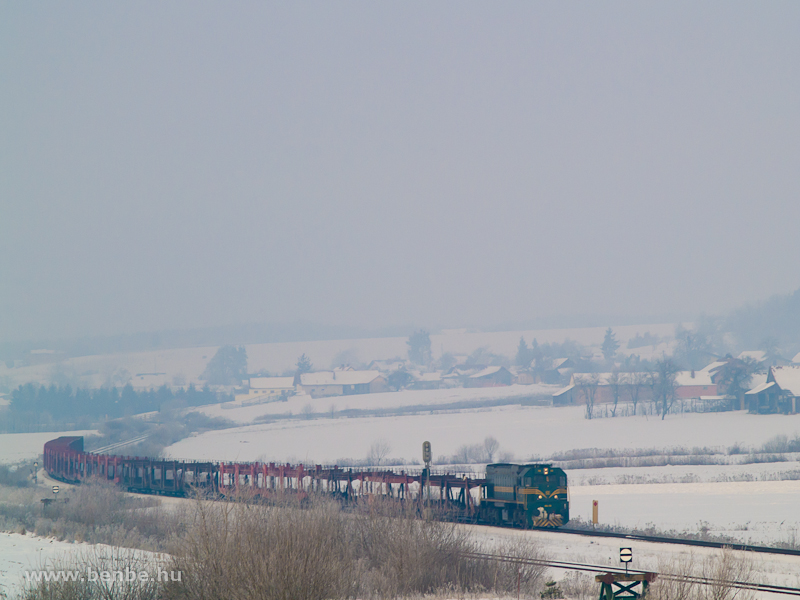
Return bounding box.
[481,463,569,528]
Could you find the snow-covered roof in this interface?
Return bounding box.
[792,352,800,364]
[699,360,726,374]
[300,370,383,386]
[553,384,575,396]
[674,371,715,387]
[469,366,505,378]
[769,366,800,397]
[249,377,295,390]
[738,350,767,362]
[745,381,775,395]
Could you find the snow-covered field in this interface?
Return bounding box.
[197,384,558,425]
[0,430,98,465]
[167,405,800,465]
[0,323,677,388]
[0,533,85,597]
[569,480,800,545]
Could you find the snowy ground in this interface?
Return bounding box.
[0,430,98,465]
[166,405,800,465]
[569,480,800,546]
[197,384,557,425]
[0,533,84,597]
[0,533,166,598]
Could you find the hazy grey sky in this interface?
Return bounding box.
[2,3,800,343]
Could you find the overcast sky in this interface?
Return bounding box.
[2,3,800,343]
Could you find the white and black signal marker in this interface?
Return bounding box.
[620,547,632,572]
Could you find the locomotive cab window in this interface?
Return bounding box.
[524,477,531,487]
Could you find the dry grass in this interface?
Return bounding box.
[161,494,548,600]
[15,488,548,599]
[0,478,186,551]
[647,548,758,600]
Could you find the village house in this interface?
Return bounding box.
[674,370,717,399]
[553,372,652,406]
[553,369,718,407]
[408,371,444,390]
[466,366,513,387]
[745,365,800,414]
[234,376,296,404]
[299,370,387,398]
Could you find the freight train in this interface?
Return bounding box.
[43,436,569,528]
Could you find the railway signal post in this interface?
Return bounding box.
[422,441,431,506]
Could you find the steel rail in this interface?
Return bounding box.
[539,526,800,557]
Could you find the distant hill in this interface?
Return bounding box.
[724,288,800,351]
[0,322,412,364]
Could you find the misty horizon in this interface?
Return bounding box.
[3,3,800,346]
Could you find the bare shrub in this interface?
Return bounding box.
[0,478,185,551]
[165,493,549,600]
[698,547,758,600]
[481,537,548,598]
[560,570,596,600]
[353,503,478,598]
[648,548,758,600]
[0,460,35,487]
[165,496,357,600]
[484,435,500,462]
[761,434,790,454]
[301,403,314,419]
[366,438,391,466]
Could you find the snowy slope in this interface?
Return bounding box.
[196,384,558,425]
[166,406,800,465]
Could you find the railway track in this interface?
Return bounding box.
[543,526,800,557]
[465,551,800,596]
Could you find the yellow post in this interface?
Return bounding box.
[592,500,599,525]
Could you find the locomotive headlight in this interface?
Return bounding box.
[538,494,543,499]
[553,494,557,499]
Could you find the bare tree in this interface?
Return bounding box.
[607,370,622,417]
[577,374,600,420]
[483,436,500,462]
[625,371,650,415]
[715,356,757,411]
[367,439,391,466]
[653,358,679,420]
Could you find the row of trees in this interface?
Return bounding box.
[578,356,758,421]
[7,382,223,423]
